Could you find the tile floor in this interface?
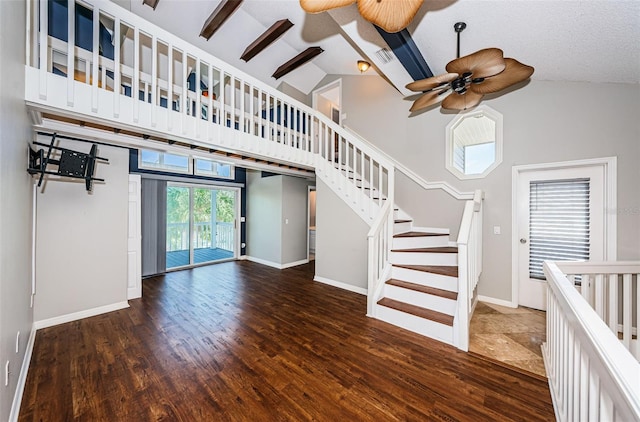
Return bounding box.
[469,301,547,378]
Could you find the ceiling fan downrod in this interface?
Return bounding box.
[454,21,466,59]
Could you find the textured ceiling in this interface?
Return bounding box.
[123,0,640,96]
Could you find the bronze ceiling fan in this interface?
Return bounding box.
[300,0,423,33]
[407,22,534,112]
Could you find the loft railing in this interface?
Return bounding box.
[543,261,640,421]
[25,0,394,224]
[453,189,483,351]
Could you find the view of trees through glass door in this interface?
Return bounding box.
[166,184,236,269]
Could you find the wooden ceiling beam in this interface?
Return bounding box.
[142,0,160,10]
[241,19,294,62]
[200,0,244,41]
[272,47,324,80]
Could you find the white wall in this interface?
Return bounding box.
[315,179,369,290]
[317,74,640,303]
[34,139,129,322]
[0,1,35,419]
[281,176,313,264]
[246,171,313,267]
[246,170,283,264]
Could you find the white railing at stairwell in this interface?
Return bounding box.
[25,0,394,224]
[453,190,483,351]
[366,200,394,317]
[543,261,640,422]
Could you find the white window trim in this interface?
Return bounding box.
[193,157,235,180]
[510,156,617,307]
[139,149,192,174]
[445,105,503,180]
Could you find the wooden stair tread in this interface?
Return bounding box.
[393,264,458,278]
[386,279,458,300]
[394,219,412,224]
[377,298,454,326]
[391,246,458,253]
[394,231,447,238]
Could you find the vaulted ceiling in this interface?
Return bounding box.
[122,0,639,97]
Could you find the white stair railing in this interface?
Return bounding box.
[25,0,393,224]
[366,200,394,317]
[556,261,640,360]
[453,189,483,351]
[543,261,640,421]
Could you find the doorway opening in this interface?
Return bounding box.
[166,183,239,269]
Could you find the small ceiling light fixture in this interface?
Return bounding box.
[357,60,371,73]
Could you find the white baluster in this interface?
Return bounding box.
[151,34,158,127]
[622,273,631,349]
[180,51,186,133]
[38,0,48,99]
[607,273,617,332]
[195,57,201,137]
[167,44,173,130]
[113,18,121,117]
[91,6,99,112]
[133,26,140,123]
[66,0,75,106]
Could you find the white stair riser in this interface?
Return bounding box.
[375,305,454,345]
[392,266,458,292]
[394,208,412,221]
[384,285,457,315]
[393,222,412,234]
[392,235,450,249]
[391,251,457,266]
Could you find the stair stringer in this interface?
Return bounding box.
[315,160,383,225]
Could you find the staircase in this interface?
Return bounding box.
[26,0,483,352]
[373,209,460,346]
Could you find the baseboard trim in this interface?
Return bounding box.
[34,301,130,330]
[477,295,517,308]
[244,256,309,270]
[9,325,37,422]
[313,276,367,295]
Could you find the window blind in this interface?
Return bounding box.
[529,178,590,279]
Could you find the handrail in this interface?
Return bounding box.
[343,125,475,200]
[28,0,395,224]
[366,200,393,317]
[543,261,640,421]
[453,189,483,351]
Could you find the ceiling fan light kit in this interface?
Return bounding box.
[407,22,534,112]
[300,0,423,33]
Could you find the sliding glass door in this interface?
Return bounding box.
[166,183,237,269]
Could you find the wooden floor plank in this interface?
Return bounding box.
[19,261,554,421]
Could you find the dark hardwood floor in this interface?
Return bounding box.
[19,261,554,421]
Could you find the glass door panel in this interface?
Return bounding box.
[214,189,235,259]
[167,185,237,268]
[166,185,191,269]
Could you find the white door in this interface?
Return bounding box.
[127,174,142,299]
[516,166,605,310]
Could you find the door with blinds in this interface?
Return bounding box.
[517,166,604,310]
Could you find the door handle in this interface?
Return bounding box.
[520,238,527,244]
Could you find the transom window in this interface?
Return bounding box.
[194,158,233,179]
[140,150,190,173]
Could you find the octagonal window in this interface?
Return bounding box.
[445,106,503,180]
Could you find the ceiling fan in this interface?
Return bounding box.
[407,22,534,112]
[299,0,423,33]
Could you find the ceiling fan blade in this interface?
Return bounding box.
[410,89,449,112]
[406,73,458,92]
[299,0,355,13]
[441,90,483,111]
[446,48,506,79]
[470,58,535,94]
[357,0,424,33]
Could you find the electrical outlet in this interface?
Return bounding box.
[493,226,501,235]
[16,332,20,353]
[5,361,9,386]
[285,218,289,224]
